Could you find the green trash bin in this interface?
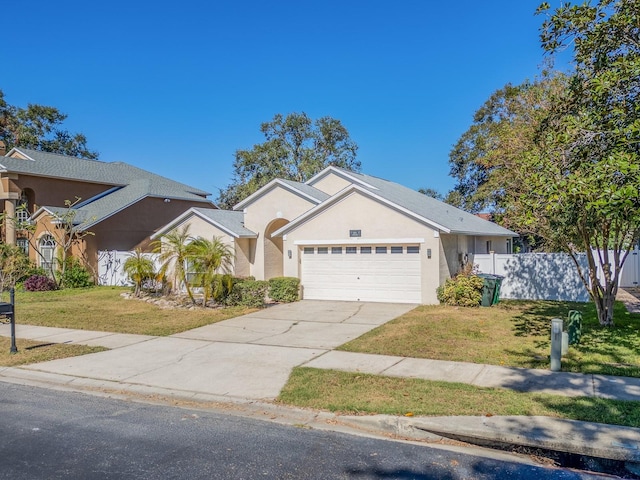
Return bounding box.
[492,275,504,305]
[478,274,497,307]
[567,310,583,345]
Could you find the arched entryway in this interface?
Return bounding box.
[264,218,289,279]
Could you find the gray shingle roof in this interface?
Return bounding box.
[314,168,517,237]
[278,179,330,203]
[192,208,257,238]
[1,148,210,196]
[2,148,213,228]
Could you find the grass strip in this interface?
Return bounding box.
[0,337,107,367]
[278,367,640,428]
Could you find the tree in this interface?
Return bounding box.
[0,89,98,159]
[505,0,640,326]
[153,225,197,303]
[123,249,157,297]
[417,187,444,201]
[0,244,32,293]
[218,112,359,208]
[5,198,95,288]
[447,73,569,215]
[188,237,234,305]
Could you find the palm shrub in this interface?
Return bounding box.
[152,225,196,304]
[211,273,235,303]
[123,249,156,297]
[188,237,234,305]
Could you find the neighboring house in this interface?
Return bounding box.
[0,147,214,276]
[155,166,517,304]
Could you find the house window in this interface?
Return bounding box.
[317,247,328,254]
[15,208,29,224]
[17,238,29,255]
[39,234,56,271]
[486,240,493,254]
[360,246,372,254]
[16,191,30,225]
[331,247,342,254]
[303,247,314,254]
[390,246,403,254]
[407,246,420,254]
[185,259,202,285]
[506,239,512,254]
[375,246,387,254]
[345,246,357,254]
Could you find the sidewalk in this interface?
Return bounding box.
[1,299,640,468]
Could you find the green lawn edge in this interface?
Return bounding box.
[278,367,640,428]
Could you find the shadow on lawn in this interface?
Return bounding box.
[506,300,640,377]
[510,300,579,337]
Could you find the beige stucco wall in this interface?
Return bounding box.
[243,187,317,280]
[235,238,252,277]
[162,213,239,274]
[440,233,513,279]
[280,192,442,304]
[474,236,511,254]
[439,234,460,280]
[309,173,352,196]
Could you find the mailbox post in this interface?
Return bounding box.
[9,288,16,354]
[0,288,17,354]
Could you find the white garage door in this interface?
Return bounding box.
[301,245,422,303]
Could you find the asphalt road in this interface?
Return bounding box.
[0,384,606,479]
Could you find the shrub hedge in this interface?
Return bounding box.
[225,280,268,308]
[268,277,300,303]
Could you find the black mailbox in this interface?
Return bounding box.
[0,302,13,316]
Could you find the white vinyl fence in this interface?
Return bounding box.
[97,250,161,287]
[475,249,640,302]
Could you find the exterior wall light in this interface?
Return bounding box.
[287,249,292,259]
[427,248,432,259]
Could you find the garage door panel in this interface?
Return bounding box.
[301,247,422,304]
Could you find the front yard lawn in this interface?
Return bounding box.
[10,287,257,336]
[338,300,640,378]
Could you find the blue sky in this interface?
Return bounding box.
[3,1,551,202]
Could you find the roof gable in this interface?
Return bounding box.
[152,207,257,240]
[233,178,329,211]
[275,168,517,238]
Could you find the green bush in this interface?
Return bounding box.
[211,274,235,302]
[225,280,268,308]
[268,277,300,303]
[60,259,94,288]
[437,272,484,307]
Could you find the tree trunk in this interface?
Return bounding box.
[591,285,616,326]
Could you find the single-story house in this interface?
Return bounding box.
[154,166,516,304]
[0,146,215,276]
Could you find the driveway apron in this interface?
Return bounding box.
[21,301,415,400]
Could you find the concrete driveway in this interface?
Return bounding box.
[22,301,415,400]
